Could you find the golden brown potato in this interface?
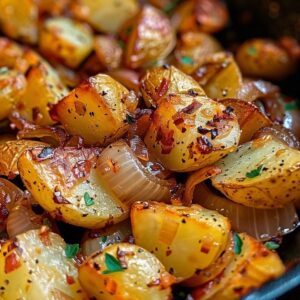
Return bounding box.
[94,35,123,70]
[0,38,25,69]
[236,39,296,81]
[71,0,139,34]
[192,233,285,300]
[0,229,88,300]
[15,63,68,125]
[211,135,300,208]
[18,146,129,228]
[39,17,93,69]
[79,243,175,300]
[0,69,26,121]
[131,201,231,281]
[140,65,206,107]
[53,74,137,145]
[0,0,38,44]
[107,69,140,94]
[144,94,240,172]
[123,5,176,69]
[36,0,70,16]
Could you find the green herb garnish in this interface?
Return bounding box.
[264,241,280,250]
[42,218,52,228]
[101,236,108,243]
[247,46,257,56]
[102,253,125,274]
[233,233,243,255]
[84,192,94,206]
[0,67,9,75]
[246,165,264,178]
[65,244,80,259]
[126,114,135,124]
[163,0,181,14]
[180,56,194,65]
[284,101,300,111]
[117,40,125,49]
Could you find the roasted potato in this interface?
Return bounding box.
[0,69,26,121]
[39,17,93,69]
[192,233,285,300]
[123,5,176,69]
[131,201,231,281]
[211,135,300,208]
[53,74,137,145]
[15,62,68,125]
[0,228,88,299]
[140,65,206,107]
[18,146,129,228]
[36,0,70,16]
[107,69,140,94]
[144,94,240,172]
[236,39,296,81]
[71,0,139,34]
[0,0,38,44]
[79,243,175,300]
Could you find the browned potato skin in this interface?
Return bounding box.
[236,39,296,81]
[192,233,285,300]
[124,5,176,69]
[107,69,140,94]
[53,74,137,145]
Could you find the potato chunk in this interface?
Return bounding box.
[192,233,285,300]
[79,243,175,300]
[144,94,240,172]
[0,229,88,299]
[131,201,231,281]
[211,135,300,208]
[39,17,93,69]
[53,74,137,145]
[18,146,128,228]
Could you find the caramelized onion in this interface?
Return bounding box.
[97,140,174,205]
[194,183,299,241]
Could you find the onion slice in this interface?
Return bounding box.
[97,140,174,205]
[194,183,299,241]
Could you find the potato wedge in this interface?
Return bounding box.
[0,228,88,299]
[0,137,48,178]
[131,201,231,281]
[192,233,285,300]
[53,74,137,145]
[144,94,240,172]
[18,146,128,228]
[79,243,175,300]
[211,135,300,208]
[39,17,93,69]
[0,0,38,44]
[140,65,206,107]
[71,0,139,34]
[15,63,68,126]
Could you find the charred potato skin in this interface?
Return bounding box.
[79,243,175,300]
[131,201,231,281]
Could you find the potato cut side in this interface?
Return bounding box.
[54,74,136,145]
[18,146,128,228]
[39,17,93,69]
[131,201,231,281]
[212,135,300,208]
[0,228,88,300]
[79,243,174,300]
[192,233,285,300]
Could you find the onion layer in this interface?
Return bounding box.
[194,183,299,241]
[97,140,174,205]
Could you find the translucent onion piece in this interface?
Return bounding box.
[97,140,173,205]
[194,183,299,241]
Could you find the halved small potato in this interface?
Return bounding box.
[79,243,175,300]
[39,17,93,69]
[0,228,88,299]
[192,233,285,300]
[144,94,240,172]
[211,135,300,208]
[53,74,137,145]
[18,146,128,228]
[131,201,231,281]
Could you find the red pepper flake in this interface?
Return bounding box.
[180,101,202,114]
[66,275,75,285]
[72,160,92,179]
[197,136,213,154]
[39,226,52,246]
[173,117,184,126]
[156,127,175,154]
[200,245,210,254]
[155,78,170,100]
[53,187,70,204]
[5,252,21,273]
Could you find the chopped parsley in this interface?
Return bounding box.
[246,165,264,178]
[126,114,136,124]
[163,0,181,14]
[233,233,243,255]
[247,46,257,56]
[101,236,108,243]
[284,101,300,111]
[84,192,94,206]
[264,241,280,250]
[102,253,125,274]
[180,56,194,65]
[65,244,79,259]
